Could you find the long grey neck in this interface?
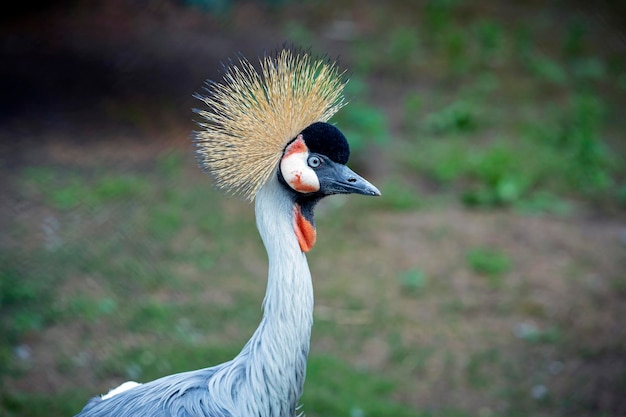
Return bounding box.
[236,177,314,416]
[256,179,314,338]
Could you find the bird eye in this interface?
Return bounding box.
[308,155,322,168]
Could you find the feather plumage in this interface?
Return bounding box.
[194,49,346,200]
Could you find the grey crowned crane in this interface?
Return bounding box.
[74,49,380,417]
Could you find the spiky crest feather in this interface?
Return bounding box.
[194,49,347,200]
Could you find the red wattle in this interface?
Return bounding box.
[293,204,316,252]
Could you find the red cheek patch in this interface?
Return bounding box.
[283,135,307,157]
[290,171,319,193]
[293,204,316,252]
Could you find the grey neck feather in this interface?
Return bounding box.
[241,176,314,415]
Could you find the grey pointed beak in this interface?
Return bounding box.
[319,162,381,197]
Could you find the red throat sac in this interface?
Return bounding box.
[293,204,316,252]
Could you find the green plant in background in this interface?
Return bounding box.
[283,21,315,49]
[334,102,389,152]
[350,26,422,79]
[464,348,500,388]
[94,175,152,202]
[462,142,532,207]
[1,391,88,417]
[303,355,418,417]
[350,38,380,76]
[64,296,117,323]
[398,268,428,295]
[618,182,626,207]
[403,131,605,209]
[148,205,184,239]
[561,94,611,194]
[513,25,533,62]
[423,99,479,134]
[563,18,587,60]
[528,93,612,196]
[403,92,423,132]
[386,26,421,78]
[0,252,61,384]
[472,19,505,67]
[526,53,568,85]
[424,0,459,33]
[422,140,468,184]
[332,78,390,154]
[97,344,242,387]
[0,254,59,338]
[514,322,562,344]
[441,26,470,73]
[21,167,152,210]
[158,152,185,177]
[466,247,511,288]
[617,72,626,91]
[513,191,572,216]
[405,80,620,207]
[21,167,90,210]
[371,181,421,211]
[571,57,607,84]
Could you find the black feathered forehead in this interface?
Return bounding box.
[297,122,350,165]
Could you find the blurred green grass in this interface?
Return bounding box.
[2,1,626,416]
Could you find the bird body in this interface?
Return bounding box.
[75,49,379,417]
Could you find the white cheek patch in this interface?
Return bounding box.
[280,138,320,193]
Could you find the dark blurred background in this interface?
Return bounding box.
[1,1,625,416]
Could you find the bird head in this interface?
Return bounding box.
[279,122,379,199]
[194,49,379,251]
[277,121,379,252]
